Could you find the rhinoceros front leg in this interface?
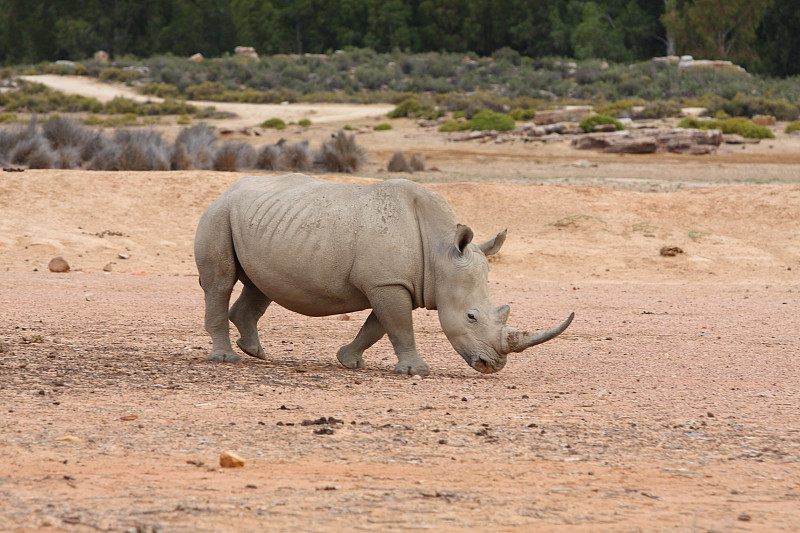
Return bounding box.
[337,311,384,369]
[367,286,430,376]
[229,283,271,360]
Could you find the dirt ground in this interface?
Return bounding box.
[1,76,800,532]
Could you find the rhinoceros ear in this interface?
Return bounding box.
[455,224,474,255]
[478,229,507,256]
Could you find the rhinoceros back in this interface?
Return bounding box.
[200,174,455,316]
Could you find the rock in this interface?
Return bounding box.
[723,134,760,145]
[678,55,747,74]
[118,253,130,259]
[234,46,259,60]
[572,133,614,150]
[94,50,109,63]
[542,122,568,134]
[752,115,775,126]
[660,246,684,257]
[48,256,70,273]
[604,137,658,154]
[220,451,245,468]
[533,106,593,125]
[657,128,722,153]
[592,123,618,133]
[103,263,113,272]
[188,53,204,63]
[84,293,95,301]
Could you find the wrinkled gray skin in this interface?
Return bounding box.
[195,174,573,375]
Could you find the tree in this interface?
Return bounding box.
[661,0,774,66]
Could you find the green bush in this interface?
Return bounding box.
[373,123,392,131]
[438,120,470,132]
[261,117,287,130]
[298,118,312,127]
[469,110,515,131]
[140,82,180,99]
[579,114,624,132]
[677,117,775,139]
[785,121,800,134]
[388,98,422,118]
[452,110,466,119]
[0,112,18,123]
[509,107,536,121]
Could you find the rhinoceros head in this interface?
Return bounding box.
[435,225,574,374]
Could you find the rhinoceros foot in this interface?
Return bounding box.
[336,346,366,369]
[394,359,430,376]
[207,349,241,363]
[236,339,266,360]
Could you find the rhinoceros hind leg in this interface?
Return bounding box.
[337,311,384,369]
[367,287,430,376]
[230,283,271,360]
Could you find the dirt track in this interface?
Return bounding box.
[2,76,800,532]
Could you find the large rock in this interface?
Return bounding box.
[48,256,70,273]
[604,137,658,154]
[234,46,259,60]
[656,128,722,153]
[188,53,204,64]
[534,106,593,125]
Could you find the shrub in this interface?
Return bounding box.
[438,120,470,132]
[785,121,800,134]
[177,115,191,125]
[213,141,257,171]
[261,117,287,130]
[0,112,18,123]
[509,108,536,121]
[298,118,312,127]
[388,98,422,118]
[677,117,775,139]
[90,130,171,171]
[140,82,180,99]
[256,143,284,170]
[579,114,624,133]
[409,154,425,172]
[315,131,366,173]
[469,110,515,131]
[172,125,217,170]
[452,110,466,119]
[387,151,411,172]
[279,141,312,171]
[373,123,392,131]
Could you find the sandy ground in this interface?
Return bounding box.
[1,75,800,532]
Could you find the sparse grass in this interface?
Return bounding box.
[687,229,710,242]
[552,214,609,229]
[373,123,392,131]
[677,117,775,139]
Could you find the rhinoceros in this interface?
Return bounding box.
[194,173,573,375]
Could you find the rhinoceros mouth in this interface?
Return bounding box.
[470,354,507,374]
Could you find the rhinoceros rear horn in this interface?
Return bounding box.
[501,312,574,354]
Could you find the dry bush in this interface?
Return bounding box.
[10,134,47,165]
[26,145,54,169]
[387,151,412,172]
[171,125,217,170]
[256,143,283,170]
[42,116,92,149]
[315,131,366,173]
[409,154,425,171]
[213,141,257,172]
[54,146,82,169]
[90,130,170,171]
[278,141,311,171]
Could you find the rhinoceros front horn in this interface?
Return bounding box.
[500,312,575,354]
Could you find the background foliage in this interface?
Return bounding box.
[0,0,797,77]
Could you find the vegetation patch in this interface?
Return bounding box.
[677,117,774,139]
[373,123,392,131]
[468,110,515,132]
[579,114,624,133]
[261,118,287,130]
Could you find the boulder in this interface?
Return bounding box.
[220,451,245,468]
[188,53,204,64]
[656,128,722,153]
[234,46,259,60]
[48,256,70,273]
[93,50,109,63]
[604,137,658,154]
[534,106,593,125]
[723,134,761,145]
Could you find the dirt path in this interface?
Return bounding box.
[21,75,394,128]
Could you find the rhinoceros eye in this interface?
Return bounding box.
[467,312,477,322]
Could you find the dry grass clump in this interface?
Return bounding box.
[214,141,257,171]
[256,142,284,170]
[171,125,217,170]
[0,122,367,174]
[388,151,425,173]
[315,131,366,173]
[388,151,412,172]
[90,130,170,171]
[279,141,312,171]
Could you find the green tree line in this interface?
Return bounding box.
[0,0,797,77]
